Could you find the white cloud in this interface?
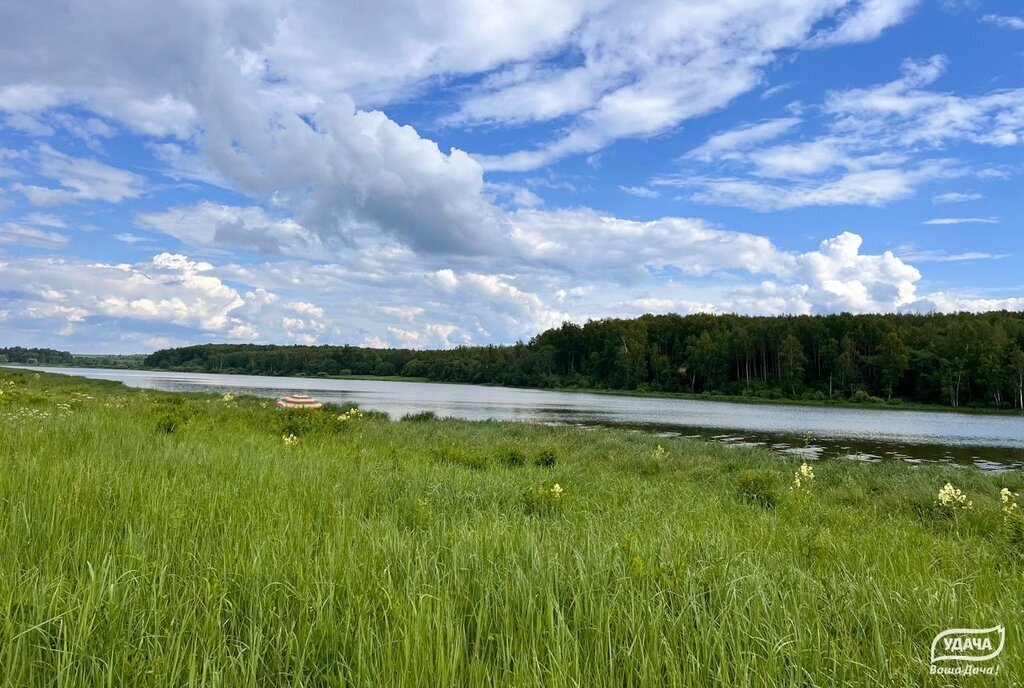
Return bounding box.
[824,55,1024,148]
[23,213,67,228]
[982,14,1024,30]
[468,1,915,171]
[932,192,982,203]
[667,56,1023,210]
[687,118,801,162]
[113,233,147,244]
[897,249,1006,263]
[807,0,920,47]
[136,202,323,256]
[619,185,660,199]
[0,222,69,248]
[14,145,144,206]
[666,163,950,211]
[0,253,257,334]
[922,217,998,225]
[508,208,795,279]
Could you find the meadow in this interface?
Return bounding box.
[0,369,1021,686]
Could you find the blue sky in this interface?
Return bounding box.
[0,0,1022,352]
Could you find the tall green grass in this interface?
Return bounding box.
[0,370,1021,686]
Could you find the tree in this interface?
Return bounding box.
[778,334,806,396]
[878,331,909,400]
[835,336,860,397]
[1010,347,1024,412]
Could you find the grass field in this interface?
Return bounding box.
[1,369,1021,686]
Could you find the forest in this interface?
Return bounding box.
[139,311,1024,411]
[0,347,74,366]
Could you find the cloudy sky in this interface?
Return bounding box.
[0,0,1022,353]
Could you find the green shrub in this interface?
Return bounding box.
[498,446,527,467]
[154,410,188,434]
[401,410,438,422]
[534,448,557,468]
[431,441,488,470]
[736,468,780,508]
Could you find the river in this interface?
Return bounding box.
[18,366,1024,471]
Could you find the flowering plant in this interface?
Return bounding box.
[937,482,972,512]
[791,462,815,491]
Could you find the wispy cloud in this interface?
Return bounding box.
[982,14,1024,30]
[898,249,1008,263]
[932,192,982,203]
[0,222,69,248]
[923,217,998,225]
[619,185,661,199]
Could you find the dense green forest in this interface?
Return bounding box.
[140,311,1024,411]
[0,347,73,366]
[0,348,144,369]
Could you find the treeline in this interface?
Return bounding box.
[145,311,1024,410]
[0,347,73,366]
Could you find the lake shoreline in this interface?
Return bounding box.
[13,362,1020,417]
[8,365,1024,470]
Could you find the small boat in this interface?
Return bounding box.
[275,393,323,410]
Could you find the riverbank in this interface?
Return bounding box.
[1,369,1021,686]
[12,361,1019,416]
[550,384,1022,416]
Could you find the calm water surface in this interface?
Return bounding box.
[23,366,1024,471]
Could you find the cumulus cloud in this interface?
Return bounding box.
[0,253,255,334]
[0,0,1020,353]
[0,1,502,253]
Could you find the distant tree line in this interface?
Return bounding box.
[142,311,1024,410]
[0,347,73,366]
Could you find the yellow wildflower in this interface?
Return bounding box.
[1002,487,1020,517]
[337,408,363,422]
[791,462,815,490]
[550,483,564,498]
[937,482,972,511]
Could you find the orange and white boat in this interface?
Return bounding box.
[275,393,323,410]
